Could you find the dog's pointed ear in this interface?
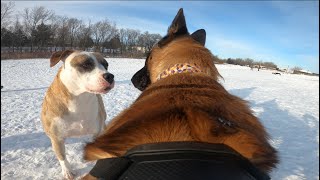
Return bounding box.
[168,8,189,36]
[50,50,75,67]
[191,29,206,46]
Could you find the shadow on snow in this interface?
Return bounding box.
[230,87,319,179]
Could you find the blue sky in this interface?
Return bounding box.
[13,1,319,73]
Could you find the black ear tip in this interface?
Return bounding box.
[191,29,206,46]
[176,8,185,19]
[178,8,184,14]
[200,29,205,32]
[193,29,206,36]
[198,29,206,34]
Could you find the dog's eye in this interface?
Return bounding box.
[82,62,91,68]
[81,61,94,70]
[76,60,94,73]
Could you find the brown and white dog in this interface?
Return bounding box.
[41,50,114,179]
[82,8,278,179]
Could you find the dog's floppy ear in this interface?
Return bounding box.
[191,29,206,46]
[50,50,75,67]
[168,8,189,36]
[131,66,151,91]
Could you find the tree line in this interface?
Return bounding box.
[223,58,278,69]
[1,2,162,58]
[2,2,298,71]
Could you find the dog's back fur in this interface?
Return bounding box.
[85,73,278,172]
[84,8,278,175]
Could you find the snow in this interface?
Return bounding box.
[1,58,319,180]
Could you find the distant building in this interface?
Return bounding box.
[134,46,146,53]
[293,69,317,76]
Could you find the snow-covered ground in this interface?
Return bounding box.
[1,58,319,180]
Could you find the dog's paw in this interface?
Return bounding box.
[59,160,75,180]
[63,169,75,180]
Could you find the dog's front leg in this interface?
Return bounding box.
[50,137,75,180]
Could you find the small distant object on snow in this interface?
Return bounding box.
[272,72,281,75]
[1,85,3,89]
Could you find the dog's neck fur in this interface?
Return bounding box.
[42,69,74,119]
[157,63,204,80]
[59,67,86,96]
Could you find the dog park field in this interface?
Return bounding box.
[1,58,319,179]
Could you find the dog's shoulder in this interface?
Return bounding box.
[42,70,73,120]
[88,75,277,171]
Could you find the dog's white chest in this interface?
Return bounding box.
[56,94,102,138]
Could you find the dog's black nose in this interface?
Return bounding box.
[103,73,114,84]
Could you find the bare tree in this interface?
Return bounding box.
[244,58,254,67]
[118,28,128,54]
[12,15,28,51]
[127,29,140,51]
[92,19,117,52]
[54,16,69,50]
[292,66,303,71]
[262,61,277,69]
[21,6,54,51]
[138,31,161,53]
[50,15,62,50]
[1,1,15,29]
[77,19,93,50]
[67,18,81,48]
[32,22,53,49]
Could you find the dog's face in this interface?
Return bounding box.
[131,8,220,91]
[50,50,114,94]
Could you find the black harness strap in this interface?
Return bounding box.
[89,142,270,180]
[89,157,131,179]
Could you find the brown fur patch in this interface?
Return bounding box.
[84,73,278,173]
[50,50,75,67]
[41,68,73,136]
[70,54,92,67]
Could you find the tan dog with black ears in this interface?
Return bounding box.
[41,50,114,179]
[83,8,278,179]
